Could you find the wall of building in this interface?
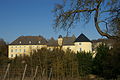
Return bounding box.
[8,45,47,58]
[62,45,75,52]
[58,38,63,46]
[62,42,92,53]
[74,42,92,53]
[47,46,60,51]
[8,42,92,58]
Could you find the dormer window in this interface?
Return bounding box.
[38,41,41,44]
[19,41,21,44]
[29,41,31,44]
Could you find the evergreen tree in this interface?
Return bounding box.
[77,51,93,77]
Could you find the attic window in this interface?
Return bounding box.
[38,41,41,44]
[19,41,21,44]
[29,41,31,44]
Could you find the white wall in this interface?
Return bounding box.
[74,42,92,53]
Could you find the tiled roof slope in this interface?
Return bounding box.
[63,35,76,45]
[74,33,91,42]
[47,37,58,46]
[10,36,47,45]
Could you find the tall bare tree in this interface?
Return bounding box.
[0,39,8,56]
[53,0,120,39]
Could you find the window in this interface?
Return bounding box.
[19,41,21,44]
[11,49,13,52]
[80,48,82,52]
[38,41,41,44]
[11,54,13,57]
[79,43,82,45]
[19,49,22,52]
[15,49,17,52]
[24,49,26,53]
[15,54,17,57]
[29,41,31,44]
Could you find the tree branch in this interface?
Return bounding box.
[62,8,96,16]
[94,1,119,39]
[98,20,109,33]
[55,0,120,40]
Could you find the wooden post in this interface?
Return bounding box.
[41,69,45,80]
[32,66,38,80]
[48,68,52,80]
[3,63,10,80]
[22,64,27,80]
[8,67,10,80]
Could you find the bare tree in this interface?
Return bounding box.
[53,0,120,39]
[0,39,8,56]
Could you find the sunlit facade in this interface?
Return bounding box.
[8,34,92,58]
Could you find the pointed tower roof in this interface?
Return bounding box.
[58,35,62,38]
[74,33,91,42]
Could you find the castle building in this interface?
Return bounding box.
[8,36,47,58]
[58,33,92,53]
[8,33,92,58]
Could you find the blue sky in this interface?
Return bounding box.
[0,0,102,43]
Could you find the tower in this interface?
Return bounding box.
[58,35,63,46]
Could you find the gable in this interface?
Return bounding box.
[75,33,91,42]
